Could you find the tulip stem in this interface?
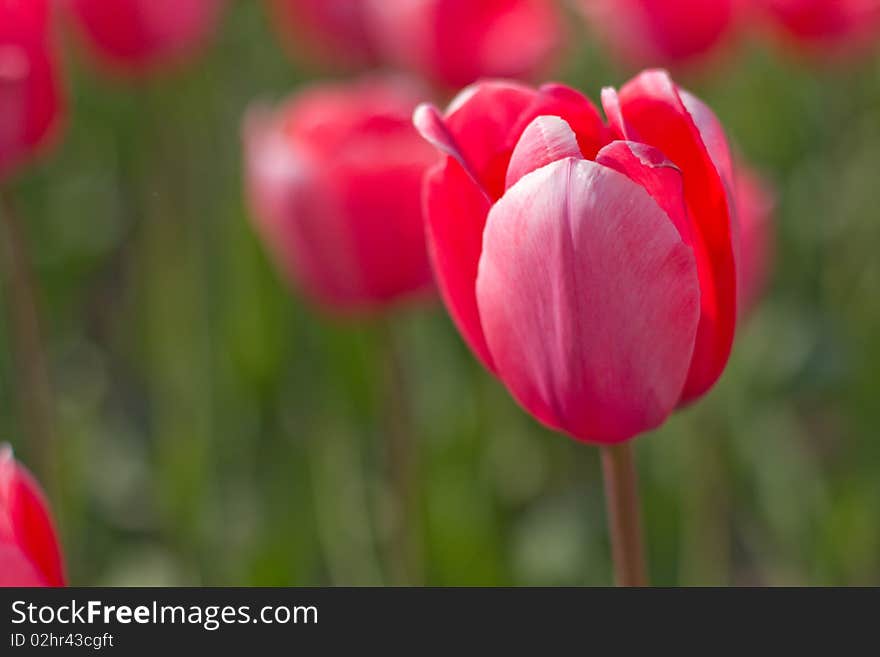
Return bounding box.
[600,442,648,586]
[0,188,58,499]
[380,321,421,586]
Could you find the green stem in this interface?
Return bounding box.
[380,321,421,586]
[0,189,57,499]
[600,442,648,586]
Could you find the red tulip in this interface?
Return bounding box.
[368,0,564,88]
[415,70,740,443]
[754,0,880,56]
[736,165,774,318]
[0,446,66,587]
[64,0,225,76]
[578,0,738,68]
[267,0,379,68]
[244,75,436,311]
[0,0,64,181]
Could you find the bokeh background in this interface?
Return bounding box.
[3,0,880,586]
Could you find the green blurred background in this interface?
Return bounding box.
[2,1,880,586]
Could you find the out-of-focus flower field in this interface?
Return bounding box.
[2,1,880,586]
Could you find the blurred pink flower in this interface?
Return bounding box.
[578,0,739,68]
[0,445,66,587]
[735,165,775,318]
[754,0,880,57]
[0,0,64,180]
[267,0,379,68]
[64,0,226,77]
[243,75,436,312]
[415,70,742,443]
[369,0,564,88]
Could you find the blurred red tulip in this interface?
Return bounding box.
[0,0,64,181]
[736,165,774,317]
[267,0,379,68]
[415,70,741,443]
[368,0,564,88]
[244,75,436,311]
[0,446,66,587]
[754,0,880,56]
[64,0,225,76]
[578,0,738,68]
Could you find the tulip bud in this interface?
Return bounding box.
[64,0,226,77]
[578,0,738,68]
[0,445,66,587]
[267,0,379,69]
[754,0,880,58]
[0,0,65,181]
[243,75,436,311]
[415,71,742,443]
[368,0,564,88]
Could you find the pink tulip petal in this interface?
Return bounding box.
[679,87,740,266]
[512,84,611,161]
[442,79,539,198]
[413,102,481,185]
[423,158,496,371]
[596,140,693,247]
[0,447,65,586]
[506,116,583,189]
[424,80,611,202]
[618,69,737,404]
[600,87,628,140]
[0,544,49,586]
[477,158,700,443]
[679,89,735,198]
